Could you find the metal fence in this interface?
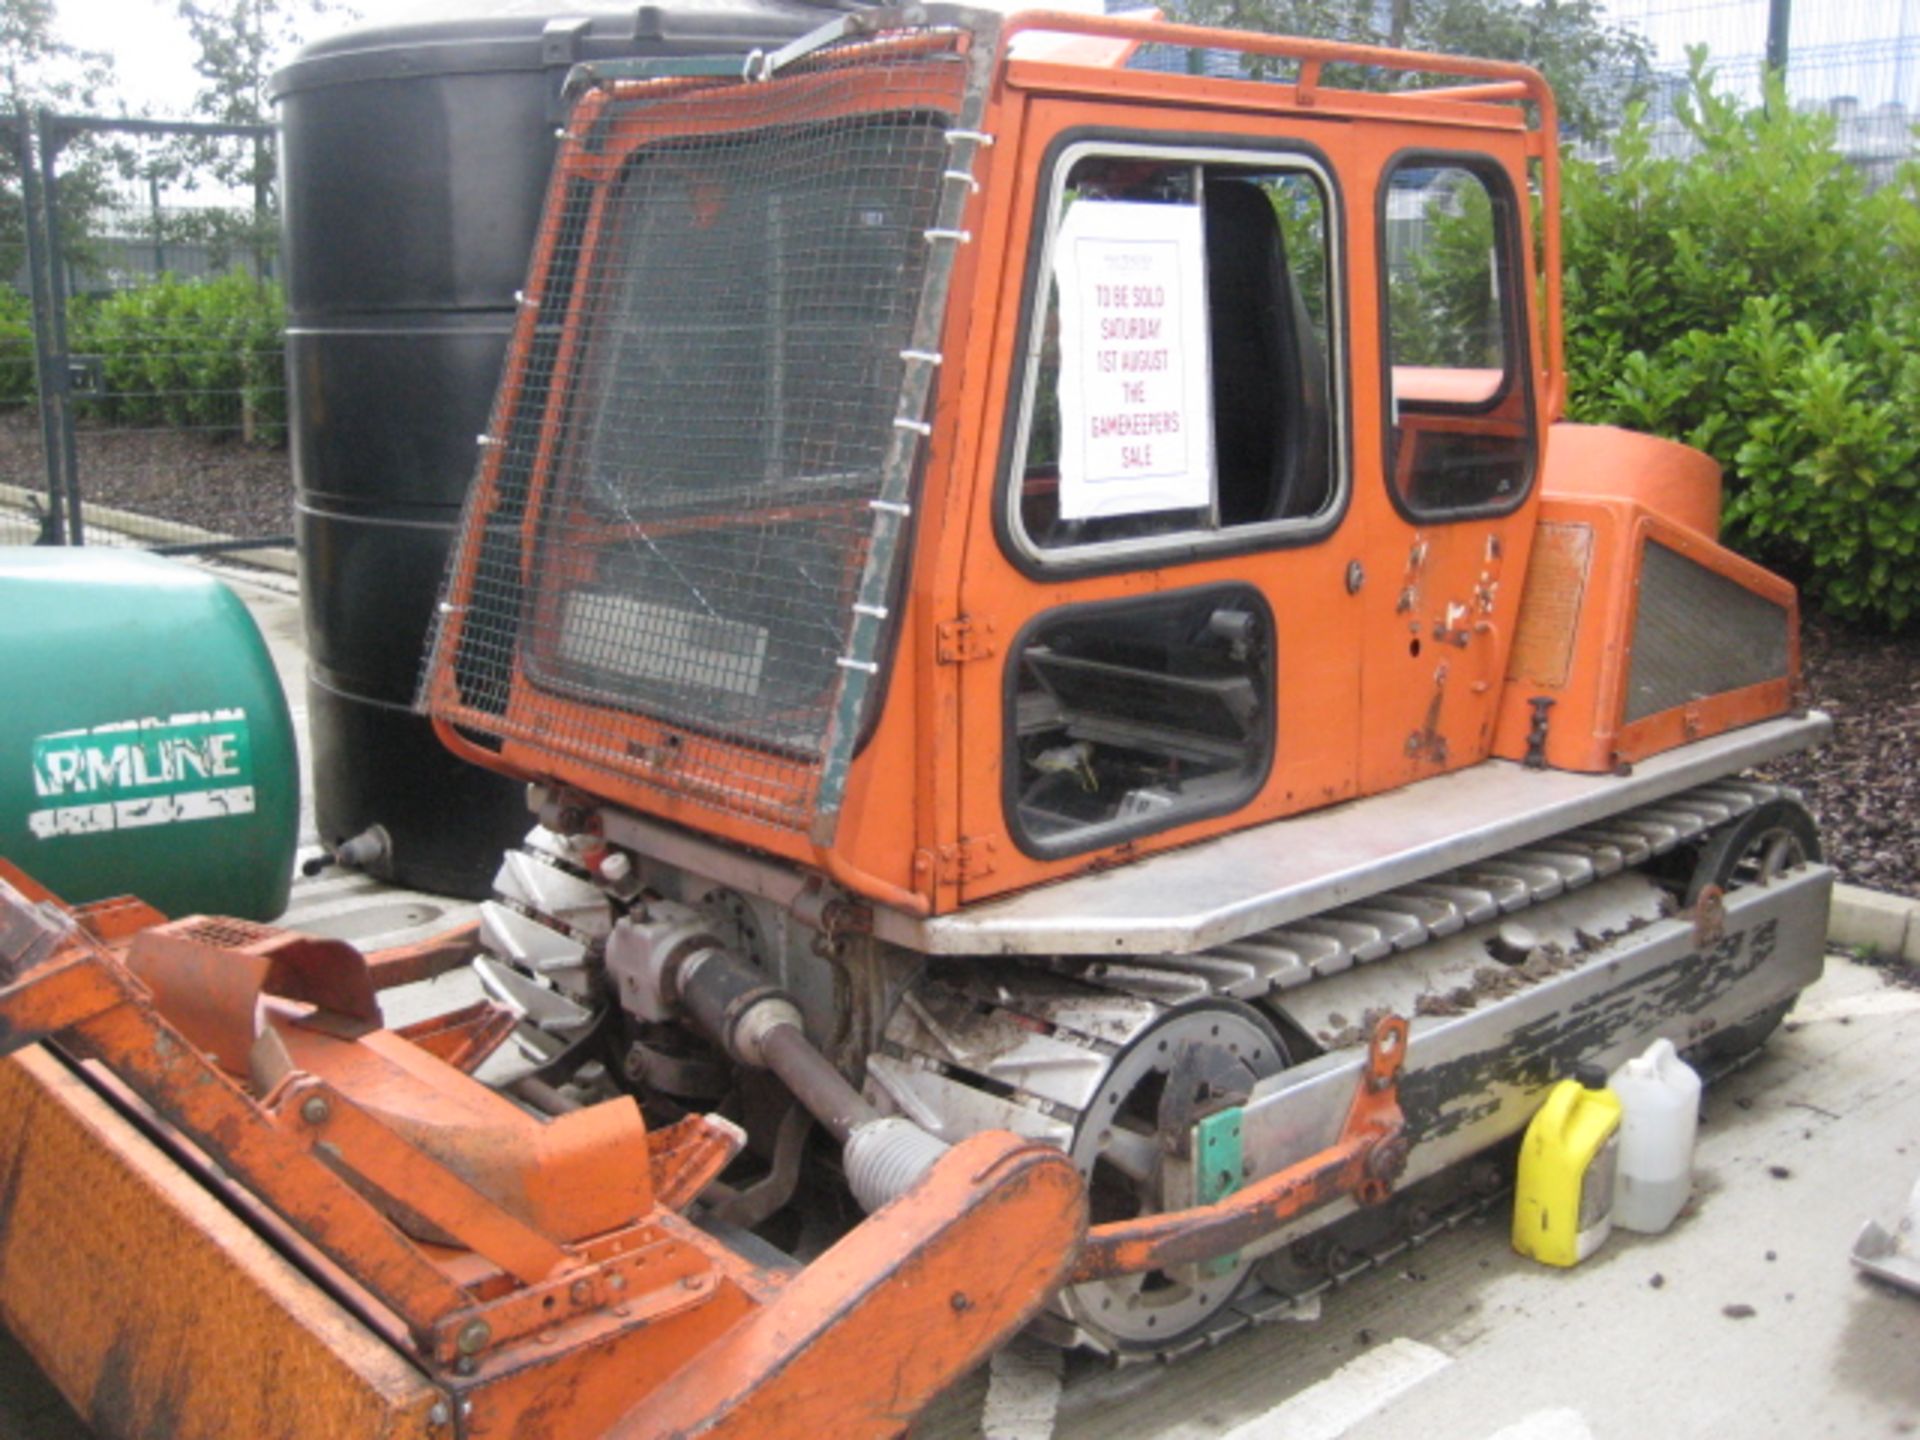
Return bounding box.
[0,114,291,559]
[1596,0,1919,180]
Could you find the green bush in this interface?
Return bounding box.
[69,272,286,446]
[0,287,39,406]
[1562,54,1920,628]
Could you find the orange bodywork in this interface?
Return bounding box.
[1491,423,1798,773]
[420,9,1801,922]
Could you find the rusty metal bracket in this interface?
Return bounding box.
[935,836,998,885]
[1068,1014,1409,1283]
[936,616,997,664]
[1693,883,1727,948]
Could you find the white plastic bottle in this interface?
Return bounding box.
[1609,1038,1703,1234]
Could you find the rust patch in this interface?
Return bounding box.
[1405,664,1451,767]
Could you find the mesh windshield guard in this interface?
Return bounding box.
[422,13,995,836]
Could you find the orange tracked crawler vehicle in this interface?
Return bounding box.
[0,7,1831,1435]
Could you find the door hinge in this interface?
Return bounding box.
[936,617,996,664]
[929,836,997,885]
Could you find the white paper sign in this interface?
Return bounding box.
[1052,199,1213,521]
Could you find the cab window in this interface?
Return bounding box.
[1012,148,1340,561]
[1007,587,1272,856]
[1381,157,1534,516]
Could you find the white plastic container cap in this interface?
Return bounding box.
[1609,1037,1702,1235]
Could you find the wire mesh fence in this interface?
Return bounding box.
[0,116,291,558]
[1593,0,1919,178]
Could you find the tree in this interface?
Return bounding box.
[170,0,355,209]
[1173,0,1651,138]
[0,0,117,283]
[1400,0,1651,137]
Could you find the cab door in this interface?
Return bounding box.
[1354,137,1544,791]
[947,99,1369,905]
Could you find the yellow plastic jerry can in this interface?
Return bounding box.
[1513,1063,1622,1267]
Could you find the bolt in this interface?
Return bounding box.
[455,1319,492,1356]
[599,850,632,883]
[950,1291,972,1313]
[570,1279,593,1306]
[427,1402,451,1428]
[300,1096,331,1126]
[609,1274,627,1293]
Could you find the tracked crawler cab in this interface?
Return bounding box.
[410,4,1829,1352]
[0,8,1832,1432]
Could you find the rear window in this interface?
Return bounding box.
[1381,157,1534,517]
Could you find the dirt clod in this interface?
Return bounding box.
[1722,1303,1757,1320]
[1649,1273,1666,1289]
[1768,1165,1792,1180]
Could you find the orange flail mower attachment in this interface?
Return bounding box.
[0,856,1414,1435]
[0,861,1089,1438]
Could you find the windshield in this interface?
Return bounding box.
[524,109,953,755]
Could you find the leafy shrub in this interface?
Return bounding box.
[1562,54,1920,628]
[0,287,38,406]
[69,272,286,446]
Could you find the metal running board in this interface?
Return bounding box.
[880,712,1828,956]
[1058,779,1786,1002]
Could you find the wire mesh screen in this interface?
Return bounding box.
[425,30,980,831]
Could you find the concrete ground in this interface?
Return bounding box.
[3,564,1918,1440]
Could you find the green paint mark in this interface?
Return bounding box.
[1196,1105,1245,1279]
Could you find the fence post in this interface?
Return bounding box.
[1766,0,1792,79]
[13,112,68,545]
[36,112,83,545]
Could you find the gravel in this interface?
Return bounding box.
[5,409,1915,897]
[1759,611,1920,900]
[0,409,294,539]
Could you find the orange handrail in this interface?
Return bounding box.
[997,10,1565,418]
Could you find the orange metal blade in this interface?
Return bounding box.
[0,1046,446,1440]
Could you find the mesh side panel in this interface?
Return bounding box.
[1625,541,1790,723]
[424,34,980,830]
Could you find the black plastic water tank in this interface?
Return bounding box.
[272,0,829,897]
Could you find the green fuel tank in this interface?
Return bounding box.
[0,548,299,920]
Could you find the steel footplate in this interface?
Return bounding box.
[1058,780,1788,1003]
